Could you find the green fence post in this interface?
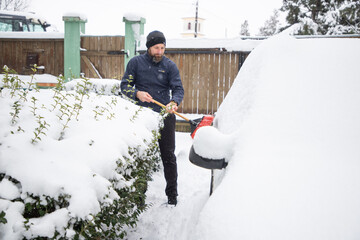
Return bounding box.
[63,15,87,81]
[123,16,146,70]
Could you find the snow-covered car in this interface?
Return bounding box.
[190,29,360,240]
[0,10,54,32]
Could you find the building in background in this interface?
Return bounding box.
[181,16,205,38]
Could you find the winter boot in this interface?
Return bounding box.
[168,196,177,206]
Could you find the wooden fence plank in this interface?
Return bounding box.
[208,53,216,114]
[81,37,90,77]
[219,54,226,105]
[101,36,108,78]
[183,54,191,113]
[230,53,238,87]
[225,54,230,102]
[214,53,220,111]
[198,54,205,113]
[202,54,209,113]
[54,40,64,76]
[193,54,200,113]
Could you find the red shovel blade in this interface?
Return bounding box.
[190,115,214,139]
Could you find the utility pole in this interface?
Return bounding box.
[194,0,199,38]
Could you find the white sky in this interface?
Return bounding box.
[28,0,285,38]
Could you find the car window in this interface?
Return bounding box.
[31,23,45,32]
[0,19,13,31]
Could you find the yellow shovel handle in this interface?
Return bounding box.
[152,100,190,122]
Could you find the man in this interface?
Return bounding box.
[120,30,184,205]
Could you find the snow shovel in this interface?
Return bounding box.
[152,99,214,138]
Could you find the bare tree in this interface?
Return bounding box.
[0,0,29,11]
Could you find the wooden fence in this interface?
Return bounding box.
[0,37,64,76]
[165,50,249,114]
[0,36,125,79]
[80,36,126,79]
[0,36,250,114]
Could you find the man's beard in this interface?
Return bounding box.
[152,54,163,63]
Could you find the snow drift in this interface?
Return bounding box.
[193,32,360,239]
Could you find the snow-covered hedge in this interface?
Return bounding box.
[0,67,163,239]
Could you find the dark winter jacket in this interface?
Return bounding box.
[120,52,184,113]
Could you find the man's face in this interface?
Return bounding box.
[148,43,165,62]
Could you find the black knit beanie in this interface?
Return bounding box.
[146,30,166,48]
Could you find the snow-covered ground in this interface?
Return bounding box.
[125,132,211,240]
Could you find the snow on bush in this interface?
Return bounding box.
[0,68,163,239]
